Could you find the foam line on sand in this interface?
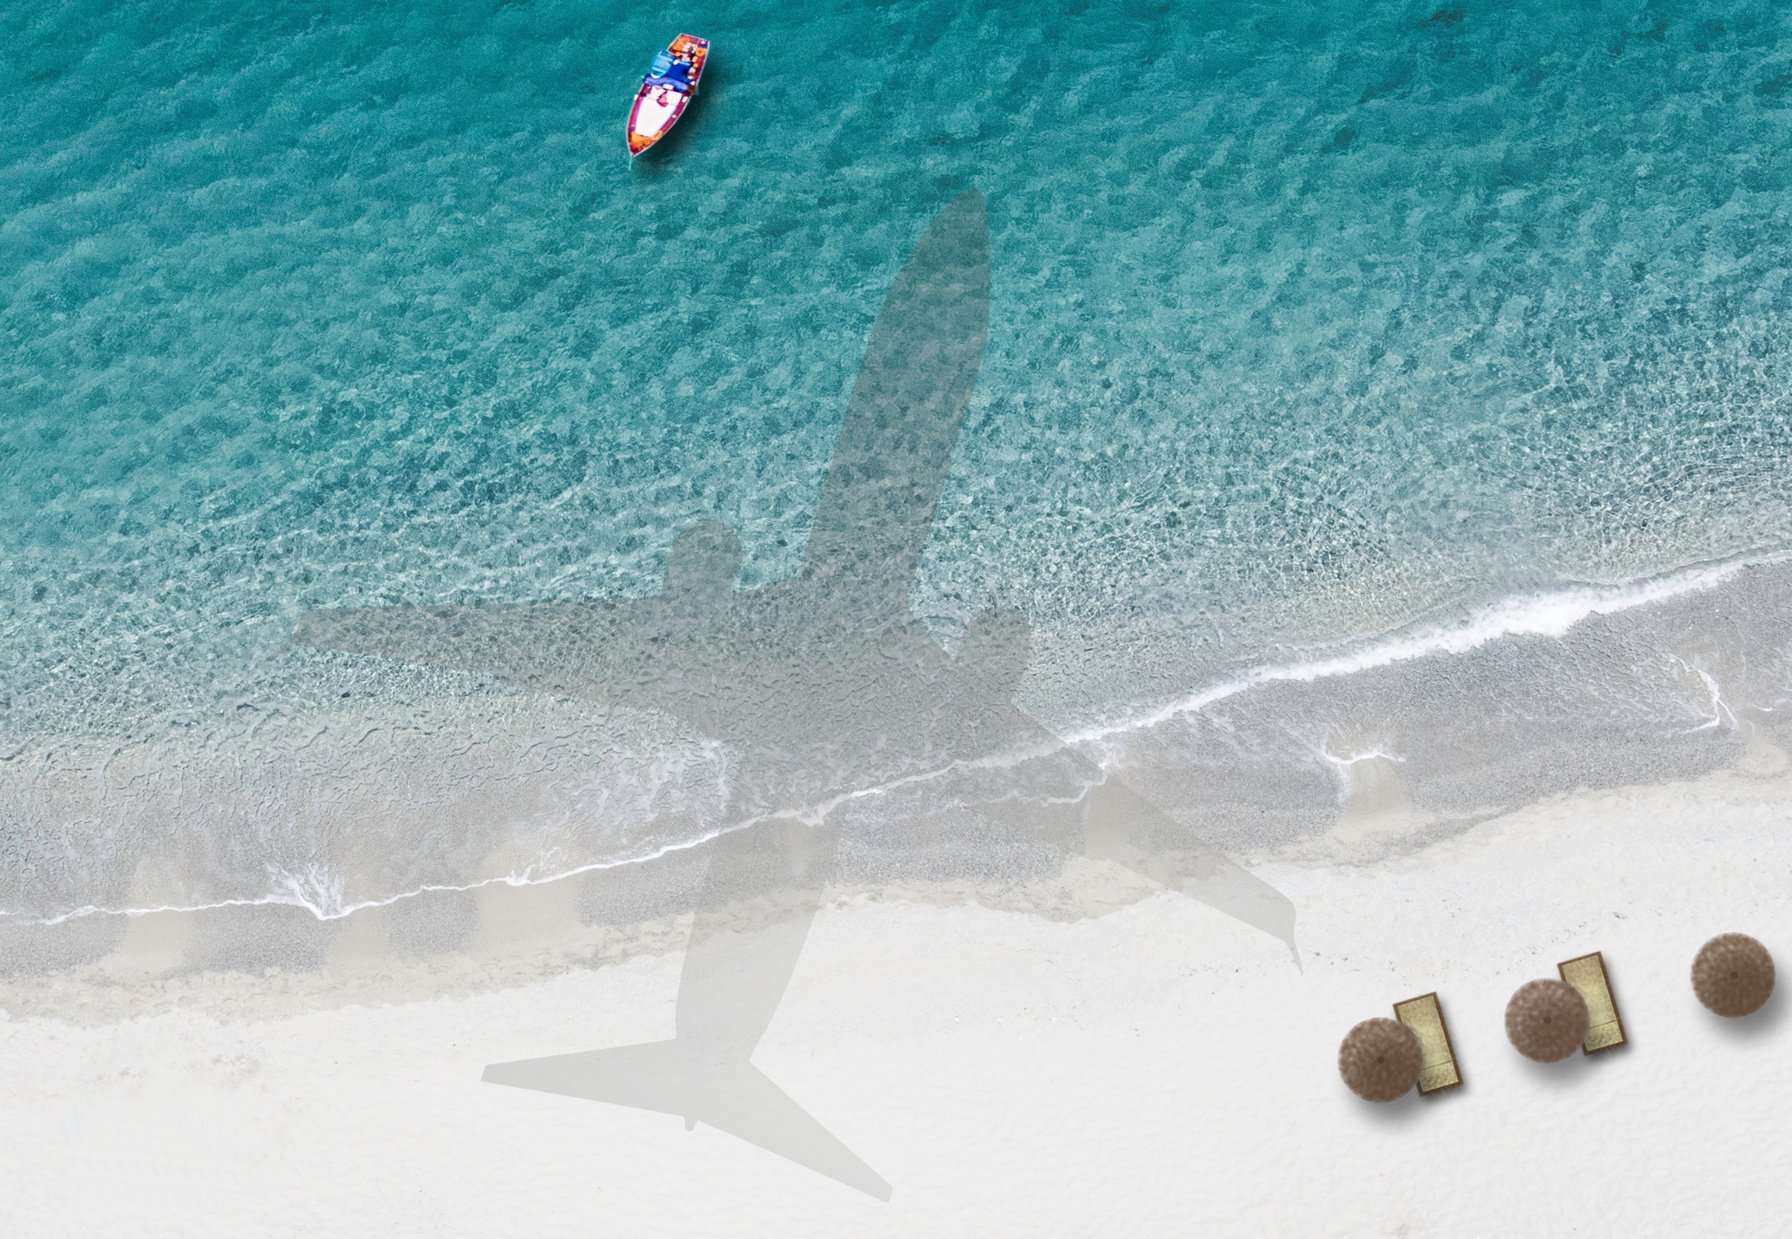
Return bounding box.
[4,761,1791,1234]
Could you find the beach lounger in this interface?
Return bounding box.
[1558,951,1627,1053]
[1393,992,1463,1094]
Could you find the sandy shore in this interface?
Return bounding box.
[4,751,1791,1236]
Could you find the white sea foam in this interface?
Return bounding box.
[1062,546,1792,749]
[10,548,1786,928]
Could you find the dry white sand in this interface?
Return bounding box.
[5,756,1791,1237]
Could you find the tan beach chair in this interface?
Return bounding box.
[1558,951,1627,1053]
[1393,992,1463,1094]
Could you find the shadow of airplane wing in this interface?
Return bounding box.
[796,189,989,618]
[292,598,684,705]
[981,710,1298,956]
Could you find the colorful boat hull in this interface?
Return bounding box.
[628,34,709,157]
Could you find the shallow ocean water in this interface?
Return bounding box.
[6,0,1792,918]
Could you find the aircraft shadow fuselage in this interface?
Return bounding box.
[294,191,1294,1201]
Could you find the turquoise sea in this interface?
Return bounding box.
[7,0,1792,923]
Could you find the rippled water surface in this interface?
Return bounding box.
[6,0,1792,917]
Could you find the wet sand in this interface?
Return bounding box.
[5,747,1791,1235]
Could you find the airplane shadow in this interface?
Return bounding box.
[295,188,1296,1200]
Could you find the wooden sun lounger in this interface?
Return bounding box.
[1558,950,1627,1054]
[1393,992,1463,1094]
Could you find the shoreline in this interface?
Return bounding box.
[6,753,1792,1233]
[10,546,1792,931]
[4,726,1785,1023]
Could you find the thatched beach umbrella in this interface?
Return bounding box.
[1339,1017,1423,1101]
[1505,979,1588,1062]
[1693,933,1774,1017]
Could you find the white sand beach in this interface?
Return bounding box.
[4,746,1790,1238]
[14,1,1792,1234]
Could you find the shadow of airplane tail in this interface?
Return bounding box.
[481,812,892,1199]
[482,1038,893,1200]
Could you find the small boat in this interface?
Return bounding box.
[628,34,710,157]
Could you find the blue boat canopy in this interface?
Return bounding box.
[643,57,693,91]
